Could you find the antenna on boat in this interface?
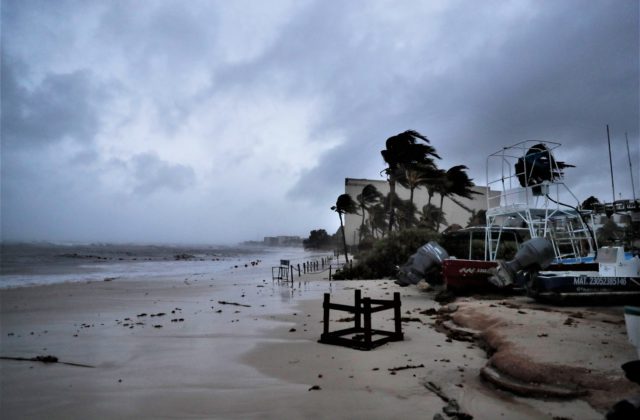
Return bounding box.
[626,132,637,201]
[606,124,616,203]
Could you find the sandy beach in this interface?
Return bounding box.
[1,265,638,419]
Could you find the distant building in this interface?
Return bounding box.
[263,236,303,247]
[343,178,494,246]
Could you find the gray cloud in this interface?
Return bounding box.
[128,152,196,195]
[1,0,637,244]
[1,58,107,148]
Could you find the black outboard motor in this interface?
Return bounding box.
[489,237,555,288]
[396,242,449,286]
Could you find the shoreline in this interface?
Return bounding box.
[1,268,637,419]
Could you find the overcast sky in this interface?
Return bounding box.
[1,0,638,244]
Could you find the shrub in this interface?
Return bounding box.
[333,228,441,279]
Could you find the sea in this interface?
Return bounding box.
[0,242,329,289]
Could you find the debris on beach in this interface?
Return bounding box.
[308,385,321,391]
[174,253,196,260]
[388,364,425,372]
[0,355,94,368]
[218,301,251,307]
[423,381,449,402]
[400,317,423,323]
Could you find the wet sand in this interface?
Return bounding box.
[1,270,637,419]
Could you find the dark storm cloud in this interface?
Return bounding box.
[1,57,107,148]
[279,0,639,203]
[1,0,638,244]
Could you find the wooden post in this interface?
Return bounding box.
[363,298,372,348]
[290,265,294,282]
[297,264,301,277]
[329,266,332,280]
[393,292,402,336]
[354,289,361,330]
[322,293,330,335]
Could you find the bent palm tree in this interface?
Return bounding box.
[435,165,480,232]
[397,162,441,206]
[381,130,440,233]
[331,194,358,263]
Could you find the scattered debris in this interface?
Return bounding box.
[388,364,425,372]
[218,301,251,308]
[423,381,449,402]
[335,317,355,322]
[400,317,423,323]
[419,308,438,316]
[0,355,94,368]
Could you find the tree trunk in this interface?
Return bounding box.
[339,212,349,264]
[360,206,366,241]
[388,178,396,233]
[437,194,445,232]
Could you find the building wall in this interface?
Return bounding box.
[343,178,493,246]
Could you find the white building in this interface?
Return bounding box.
[343,178,494,246]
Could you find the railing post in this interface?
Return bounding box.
[354,289,361,330]
[322,293,330,335]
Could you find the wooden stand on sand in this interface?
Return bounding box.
[319,289,403,351]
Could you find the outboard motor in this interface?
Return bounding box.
[396,241,449,286]
[489,237,555,288]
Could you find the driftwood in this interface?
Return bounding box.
[388,363,425,372]
[217,301,251,307]
[423,381,450,402]
[1,355,94,368]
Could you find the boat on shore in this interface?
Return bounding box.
[418,140,639,301]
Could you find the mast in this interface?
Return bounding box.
[607,124,616,203]
[626,132,637,201]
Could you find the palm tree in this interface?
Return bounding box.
[356,184,383,241]
[397,162,441,206]
[420,203,447,231]
[424,168,447,207]
[381,130,440,233]
[581,196,601,211]
[331,194,358,263]
[395,196,419,229]
[466,209,487,227]
[369,203,387,238]
[435,165,480,232]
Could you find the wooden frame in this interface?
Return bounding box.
[318,289,403,351]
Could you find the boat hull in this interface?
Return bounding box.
[530,271,640,297]
[442,259,500,293]
[442,258,600,294]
